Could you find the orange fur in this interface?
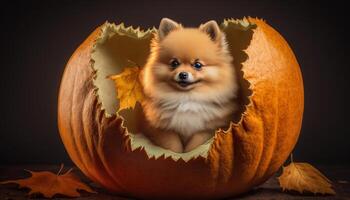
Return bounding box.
[140,18,238,153]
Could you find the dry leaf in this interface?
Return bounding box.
[278,161,335,195]
[109,66,144,112]
[0,164,95,198]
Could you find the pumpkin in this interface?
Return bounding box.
[58,17,304,199]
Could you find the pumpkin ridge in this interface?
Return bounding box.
[82,87,120,188]
[96,106,128,192]
[245,18,280,183]
[81,83,98,168]
[58,51,90,182]
[69,50,93,179]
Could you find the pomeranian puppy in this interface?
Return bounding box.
[140,18,238,153]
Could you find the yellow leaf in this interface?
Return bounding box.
[278,162,335,195]
[109,66,144,112]
[0,164,95,198]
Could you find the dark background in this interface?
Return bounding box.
[0,0,348,165]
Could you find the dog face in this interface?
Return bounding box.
[142,18,236,100]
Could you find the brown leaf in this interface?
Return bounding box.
[109,66,144,112]
[0,164,96,198]
[278,161,335,195]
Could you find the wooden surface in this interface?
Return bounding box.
[0,165,349,200]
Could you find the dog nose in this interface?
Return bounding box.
[179,72,188,80]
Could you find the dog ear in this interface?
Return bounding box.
[199,20,221,42]
[158,18,180,40]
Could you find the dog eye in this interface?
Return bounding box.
[193,61,203,69]
[170,59,180,68]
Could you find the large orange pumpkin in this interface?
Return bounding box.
[58,18,304,199]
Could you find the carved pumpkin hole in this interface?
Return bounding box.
[91,20,255,161]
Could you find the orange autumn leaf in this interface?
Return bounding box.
[0,164,95,198]
[278,161,335,195]
[109,66,144,112]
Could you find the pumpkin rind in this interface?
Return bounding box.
[58,18,303,199]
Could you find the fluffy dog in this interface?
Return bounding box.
[140,18,238,153]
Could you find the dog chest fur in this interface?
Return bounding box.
[144,97,234,140]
